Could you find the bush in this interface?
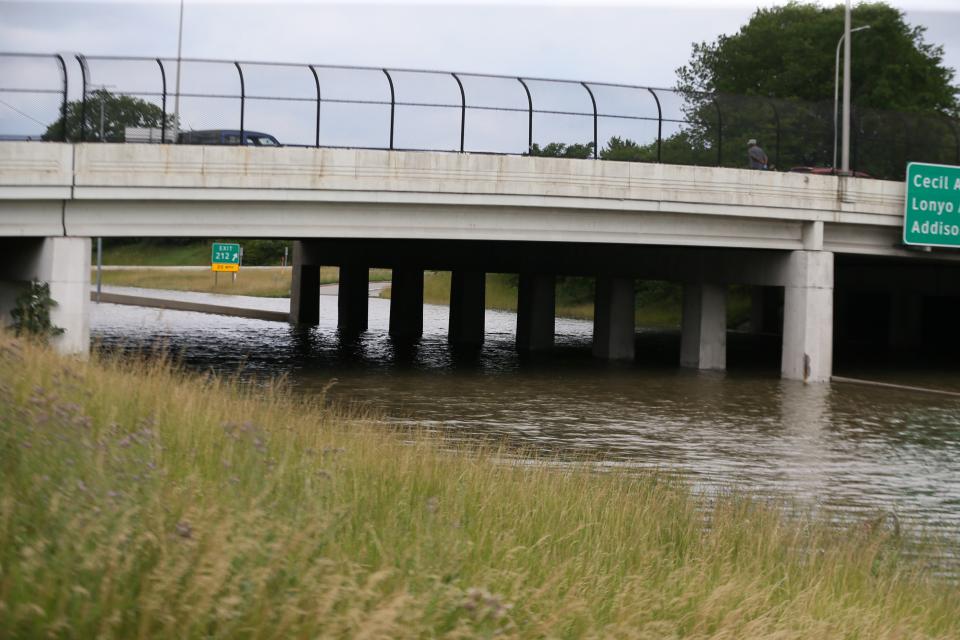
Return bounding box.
[10,280,63,342]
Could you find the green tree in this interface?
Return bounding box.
[43,89,176,142]
[599,136,653,162]
[673,2,959,175]
[677,2,958,114]
[526,142,594,159]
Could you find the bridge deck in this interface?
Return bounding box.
[0,141,934,260]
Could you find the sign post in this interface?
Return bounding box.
[211,242,241,286]
[903,162,960,248]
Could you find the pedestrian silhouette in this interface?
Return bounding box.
[747,139,768,170]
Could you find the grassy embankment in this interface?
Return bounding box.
[95,240,290,297]
[1,333,958,637]
[384,272,753,328]
[97,267,392,299]
[95,240,390,297]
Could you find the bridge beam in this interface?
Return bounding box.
[680,282,727,370]
[449,270,485,347]
[389,267,424,339]
[517,273,555,352]
[289,240,320,326]
[338,264,369,334]
[592,276,635,360]
[0,237,90,355]
[781,251,834,382]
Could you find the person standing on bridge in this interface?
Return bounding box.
[747,139,769,170]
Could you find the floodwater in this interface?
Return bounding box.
[91,286,960,566]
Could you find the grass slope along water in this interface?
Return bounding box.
[1,335,957,638]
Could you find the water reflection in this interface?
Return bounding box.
[90,287,960,553]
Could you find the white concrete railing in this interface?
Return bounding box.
[0,142,918,257]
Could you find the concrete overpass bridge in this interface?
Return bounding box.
[1,141,957,382]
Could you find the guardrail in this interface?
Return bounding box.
[1,51,957,180]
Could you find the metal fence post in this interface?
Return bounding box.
[76,54,88,142]
[851,106,861,173]
[767,98,780,169]
[309,65,320,148]
[581,81,598,159]
[901,112,913,166]
[54,54,68,142]
[156,58,167,143]
[234,61,245,143]
[711,97,722,167]
[647,88,662,163]
[382,69,395,150]
[517,77,532,153]
[452,72,465,153]
[943,116,960,165]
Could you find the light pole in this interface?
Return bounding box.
[833,24,870,173]
[171,0,184,142]
[95,84,115,142]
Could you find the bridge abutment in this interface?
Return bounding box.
[781,251,834,382]
[449,270,486,347]
[517,273,555,352]
[680,282,727,370]
[0,237,90,355]
[592,276,635,360]
[338,264,369,333]
[389,267,424,339]
[289,241,320,326]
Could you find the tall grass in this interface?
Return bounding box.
[1,334,957,638]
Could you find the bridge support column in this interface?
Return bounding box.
[389,267,423,339]
[338,264,368,333]
[782,251,833,382]
[680,282,726,370]
[0,237,90,355]
[289,241,320,326]
[449,270,485,347]
[592,276,635,360]
[517,273,555,352]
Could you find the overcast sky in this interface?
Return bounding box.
[2,1,958,85]
[1,0,958,148]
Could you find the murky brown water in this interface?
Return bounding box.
[91,286,960,566]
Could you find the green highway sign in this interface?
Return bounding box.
[211,242,241,273]
[903,162,960,248]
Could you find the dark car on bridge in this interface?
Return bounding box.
[177,129,281,146]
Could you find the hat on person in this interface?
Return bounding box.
[747,138,757,146]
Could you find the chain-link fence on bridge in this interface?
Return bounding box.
[1,51,957,181]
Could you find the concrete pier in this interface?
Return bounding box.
[449,270,485,346]
[782,251,833,382]
[389,267,424,339]
[592,276,635,360]
[517,273,555,351]
[338,264,369,333]
[0,237,90,355]
[289,241,320,325]
[680,282,727,370]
